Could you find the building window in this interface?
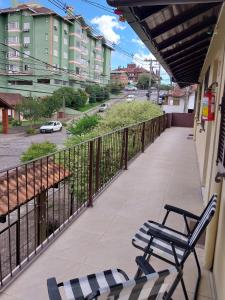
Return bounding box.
[7,50,20,58]
[8,36,19,44]
[64,24,68,34]
[46,17,49,23]
[173,98,180,106]
[8,65,19,72]
[24,50,30,58]
[7,22,19,30]
[63,81,67,86]
[8,80,33,85]
[45,33,48,41]
[54,79,62,84]
[76,41,81,48]
[54,35,58,42]
[53,49,58,57]
[23,23,30,31]
[37,79,50,84]
[76,67,80,74]
[75,27,81,35]
[64,38,68,45]
[24,36,30,44]
[63,52,68,59]
[24,64,29,71]
[44,48,49,55]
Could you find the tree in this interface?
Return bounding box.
[16,97,45,125]
[159,84,171,91]
[52,87,87,109]
[137,74,157,90]
[42,95,62,118]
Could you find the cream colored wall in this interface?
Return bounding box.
[194,5,225,299]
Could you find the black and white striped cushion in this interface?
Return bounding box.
[63,267,177,300]
[189,195,217,247]
[132,221,188,263]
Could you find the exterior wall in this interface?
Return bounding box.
[0,7,112,97]
[194,6,225,300]
[163,98,185,113]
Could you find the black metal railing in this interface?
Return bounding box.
[0,114,167,288]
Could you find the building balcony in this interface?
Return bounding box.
[0,116,216,299]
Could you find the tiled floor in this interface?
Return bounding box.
[0,127,214,299]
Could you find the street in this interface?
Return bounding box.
[0,90,150,171]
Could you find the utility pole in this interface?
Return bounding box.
[157,64,161,103]
[145,58,159,102]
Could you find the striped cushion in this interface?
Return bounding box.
[189,195,217,246]
[132,221,188,263]
[63,267,177,300]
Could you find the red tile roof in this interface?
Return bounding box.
[0,93,22,108]
[0,160,71,216]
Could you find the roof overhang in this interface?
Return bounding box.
[107,0,224,87]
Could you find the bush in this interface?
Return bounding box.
[108,83,123,94]
[68,115,101,136]
[52,87,87,110]
[11,119,22,127]
[21,141,57,162]
[26,127,37,135]
[85,85,109,103]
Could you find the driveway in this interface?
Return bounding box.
[0,129,67,171]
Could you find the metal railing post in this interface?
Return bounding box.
[141,122,146,153]
[88,140,94,207]
[95,137,101,194]
[124,128,129,170]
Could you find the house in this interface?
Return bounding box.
[163,84,197,113]
[110,70,129,86]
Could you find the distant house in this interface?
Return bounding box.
[110,70,128,86]
[113,63,157,84]
[162,85,197,113]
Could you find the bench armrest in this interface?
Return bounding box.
[135,256,155,275]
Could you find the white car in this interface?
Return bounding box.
[126,94,135,102]
[40,121,62,133]
[99,103,109,112]
[125,86,137,91]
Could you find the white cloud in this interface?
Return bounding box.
[132,52,156,70]
[131,38,145,48]
[91,15,126,44]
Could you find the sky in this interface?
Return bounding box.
[0,0,170,84]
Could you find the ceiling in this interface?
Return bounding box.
[107,0,223,87]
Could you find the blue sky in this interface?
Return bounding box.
[1,0,170,83]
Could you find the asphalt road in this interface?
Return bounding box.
[0,90,150,171]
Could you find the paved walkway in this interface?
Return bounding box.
[0,127,215,300]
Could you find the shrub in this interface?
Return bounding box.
[11,119,22,127]
[85,85,109,103]
[25,127,37,135]
[108,83,123,94]
[68,115,101,136]
[21,141,57,162]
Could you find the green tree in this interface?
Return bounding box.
[52,87,87,109]
[42,95,62,118]
[68,115,101,136]
[16,97,44,125]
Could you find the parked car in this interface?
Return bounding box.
[126,94,135,102]
[40,121,62,133]
[99,103,109,112]
[125,86,137,91]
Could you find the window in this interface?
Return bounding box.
[23,23,30,31]
[64,38,68,45]
[63,81,67,86]
[8,64,19,72]
[8,80,33,85]
[8,36,19,44]
[53,49,58,57]
[37,79,50,84]
[45,33,48,41]
[24,36,30,44]
[76,67,80,74]
[173,98,180,106]
[64,24,68,34]
[7,22,19,30]
[76,41,80,48]
[76,27,81,35]
[24,64,29,71]
[8,50,19,58]
[24,50,30,58]
[54,35,58,42]
[63,52,68,59]
[44,48,49,55]
[54,79,62,84]
[46,17,49,23]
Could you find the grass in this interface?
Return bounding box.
[78,100,105,112]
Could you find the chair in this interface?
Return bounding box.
[132,194,218,300]
[47,256,182,300]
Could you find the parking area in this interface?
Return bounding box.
[0,129,67,171]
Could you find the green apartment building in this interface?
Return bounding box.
[0,3,113,97]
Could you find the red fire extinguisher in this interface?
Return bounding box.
[202,89,215,121]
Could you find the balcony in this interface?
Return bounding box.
[0,117,215,299]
